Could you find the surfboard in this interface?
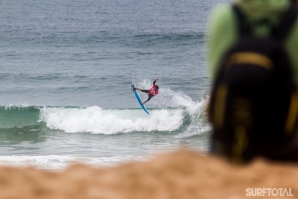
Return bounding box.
[131,84,150,115]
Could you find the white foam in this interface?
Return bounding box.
[39,106,185,134]
[0,155,145,170]
[38,84,211,136]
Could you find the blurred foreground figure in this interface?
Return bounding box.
[207,0,298,163]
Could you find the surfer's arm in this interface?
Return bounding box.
[153,78,158,86]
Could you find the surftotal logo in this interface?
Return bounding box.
[246,188,293,197]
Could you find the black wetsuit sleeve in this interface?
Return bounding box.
[153,80,156,86]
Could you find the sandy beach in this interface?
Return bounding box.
[0,149,297,199]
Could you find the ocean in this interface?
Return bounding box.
[0,0,228,170]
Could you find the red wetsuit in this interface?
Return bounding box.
[140,80,158,101]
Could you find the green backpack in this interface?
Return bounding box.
[208,5,298,163]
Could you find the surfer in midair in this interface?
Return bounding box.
[133,78,159,104]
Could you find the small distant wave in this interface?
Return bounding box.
[0,154,145,170]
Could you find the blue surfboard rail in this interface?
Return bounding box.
[131,85,150,115]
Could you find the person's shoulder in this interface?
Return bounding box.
[207,4,237,42]
[209,4,234,25]
[208,4,236,35]
[210,4,233,18]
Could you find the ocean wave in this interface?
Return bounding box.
[0,84,210,136]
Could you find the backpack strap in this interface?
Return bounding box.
[271,6,298,42]
[232,5,251,36]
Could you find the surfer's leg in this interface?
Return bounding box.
[134,87,144,91]
[143,95,152,104]
[134,87,149,94]
[140,89,149,93]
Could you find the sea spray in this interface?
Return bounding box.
[145,85,211,138]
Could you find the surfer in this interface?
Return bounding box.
[133,78,159,104]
